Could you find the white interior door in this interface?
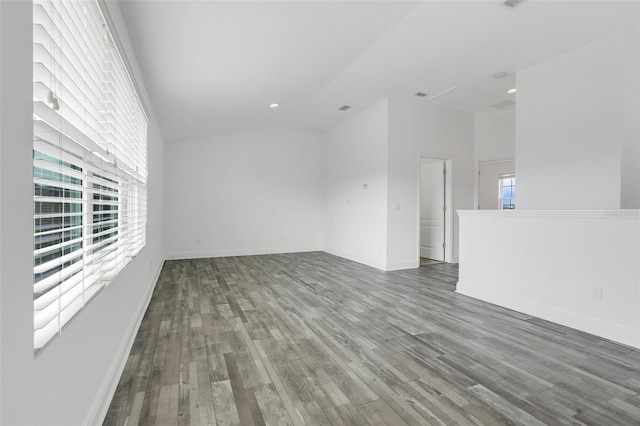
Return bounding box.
[419,159,445,261]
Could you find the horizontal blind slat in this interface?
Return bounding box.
[33,0,147,350]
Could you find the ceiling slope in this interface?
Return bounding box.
[119,0,640,142]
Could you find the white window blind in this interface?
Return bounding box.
[32,0,148,350]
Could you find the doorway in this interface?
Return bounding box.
[478,160,515,210]
[418,158,452,264]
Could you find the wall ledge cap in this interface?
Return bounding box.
[457,209,640,219]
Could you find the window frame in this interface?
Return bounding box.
[498,174,516,210]
[32,0,149,351]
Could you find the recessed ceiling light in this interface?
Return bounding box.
[492,71,507,79]
[338,105,351,111]
[507,88,517,94]
[269,103,280,108]
[414,92,428,97]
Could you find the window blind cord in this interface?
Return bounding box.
[53,5,62,338]
[47,7,59,111]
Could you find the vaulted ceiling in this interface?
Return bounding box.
[119,1,639,142]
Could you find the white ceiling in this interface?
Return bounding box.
[119,0,639,142]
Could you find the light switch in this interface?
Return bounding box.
[392,203,400,211]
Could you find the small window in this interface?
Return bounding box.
[499,175,515,210]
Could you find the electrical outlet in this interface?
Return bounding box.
[592,287,603,300]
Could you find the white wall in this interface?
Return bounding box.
[0,3,31,423]
[0,2,166,424]
[457,210,640,349]
[516,30,639,210]
[458,30,640,350]
[473,109,515,163]
[620,30,640,209]
[322,99,389,270]
[473,109,515,209]
[478,161,515,210]
[387,98,474,267]
[0,0,2,417]
[165,128,324,259]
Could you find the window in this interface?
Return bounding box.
[33,0,148,350]
[499,175,516,210]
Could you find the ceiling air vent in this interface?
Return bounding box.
[504,0,523,7]
[414,92,428,97]
[338,105,351,111]
[491,100,516,109]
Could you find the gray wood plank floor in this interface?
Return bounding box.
[104,252,640,425]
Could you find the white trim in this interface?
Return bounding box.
[456,284,640,350]
[457,209,640,219]
[478,159,516,165]
[167,246,323,261]
[322,248,387,271]
[444,159,454,263]
[386,260,419,271]
[417,157,454,264]
[168,248,418,272]
[85,259,165,426]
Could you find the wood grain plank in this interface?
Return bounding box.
[253,384,293,426]
[224,353,257,425]
[196,360,217,425]
[105,254,640,426]
[211,380,240,426]
[177,362,197,426]
[156,384,179,426]
[126,391,145,426]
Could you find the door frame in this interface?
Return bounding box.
[417,157,453,264]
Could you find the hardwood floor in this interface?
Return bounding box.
[105,252,640,425]
[419,257,442,266]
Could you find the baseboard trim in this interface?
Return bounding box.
[386,260,419,271]
[456,283,640,349]
[322,248,387,271]
[86,259,165,426]
[166,246,323,260]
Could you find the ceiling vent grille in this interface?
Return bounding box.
[504,0,523,7]
[338,105,351,111]
[491,100,516,109]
